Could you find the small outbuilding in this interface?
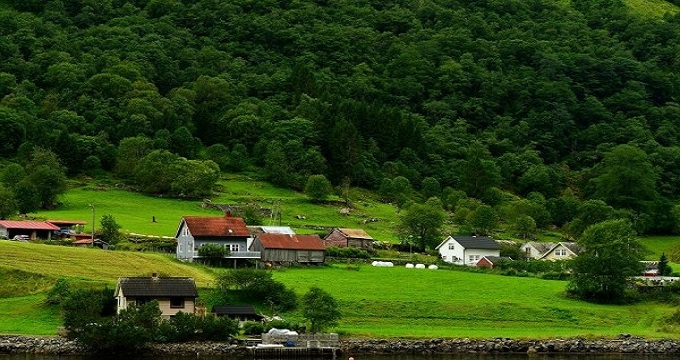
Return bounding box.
[251,233,325,265]
[323,228,374,250]
[476,256,512,269]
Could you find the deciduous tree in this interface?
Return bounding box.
[568,219,644,303]
[302,286,341,333]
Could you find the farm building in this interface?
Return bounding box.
[250,233,325,265]
[323,228,374,250]
[476,256,512,269]
[0,220,60,240]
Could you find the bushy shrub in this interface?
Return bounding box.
[243,321,265,336]
[540,271,571,281]
[325,246,372,259]
[216,269,298,312]
[45,278,70,305]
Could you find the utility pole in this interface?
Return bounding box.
[89,203,95,247]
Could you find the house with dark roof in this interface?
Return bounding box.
[0,220,60,240]
[435,236,501,266]
[175,213,260,265]
[323,228,374,250]
[212,305,263,325]
[250,233,325,265]
[114,275,199,319]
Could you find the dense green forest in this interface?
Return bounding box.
[2,0,680,239]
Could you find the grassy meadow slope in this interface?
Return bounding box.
[0,241,218,335]
[1,242,678,338]
[34,175,405,241]
[274,265,676,338]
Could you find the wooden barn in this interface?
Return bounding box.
[323,228,374,250]
[251,233,325,265]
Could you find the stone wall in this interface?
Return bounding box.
[2,335,680,356]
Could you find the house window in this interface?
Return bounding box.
[448,243,455,250]
[442,256,447,261]
[170,297,185,308]
[468,255,480,263]
[178,244,183,252]
[229,244,239,252]
[182,227,188,236]
[555,249,567,256]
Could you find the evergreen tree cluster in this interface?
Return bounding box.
[1,0,680,233]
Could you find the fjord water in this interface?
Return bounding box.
[2,355,679,360]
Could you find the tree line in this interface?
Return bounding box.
[1,0,680,235]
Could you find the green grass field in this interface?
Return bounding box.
[272,265,678,339]
[0,241,679,338]
[0,241,217,287]
[34,175,403,241]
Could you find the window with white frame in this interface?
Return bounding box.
[468,255,480,263]
[448,243,455,250]
[229,244,239,252]
[555,249,567,256]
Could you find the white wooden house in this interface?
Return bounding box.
[436,236,501,266]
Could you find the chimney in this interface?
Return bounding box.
[151,272,159,281]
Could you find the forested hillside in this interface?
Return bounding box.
[2,0,680,239]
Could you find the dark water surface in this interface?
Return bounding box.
[2,355,679,360]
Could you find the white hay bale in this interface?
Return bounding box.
[405,263,414,268]
[428,264,439,270]
[415,263,426,269]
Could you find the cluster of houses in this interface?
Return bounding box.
[435,236,582,268]
[175,213,379,267]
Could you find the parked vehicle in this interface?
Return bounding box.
[12,235,29,242]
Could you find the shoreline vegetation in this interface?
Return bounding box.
[2,335,680,356]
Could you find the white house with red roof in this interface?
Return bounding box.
[174,213,259,264]
[0,220,60,240]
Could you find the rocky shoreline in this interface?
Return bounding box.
[2,335,680,356]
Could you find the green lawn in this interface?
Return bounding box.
[272,265,678,339]
[0,295,62,336]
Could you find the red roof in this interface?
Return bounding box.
[257,233,325,250]
[0,221,60,231]
[182,215,250,237]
